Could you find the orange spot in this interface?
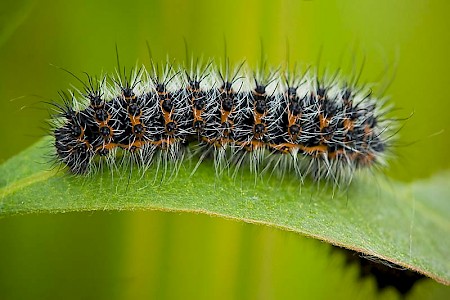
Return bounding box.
[220,109,231,124]
[237,140,265,152]
[122,91,137,101]
[328,149,345,159]
[287,112,298,127]
[300,144,328,157]
[193,108,203,121]
[219,108,234,137]
[319,114,329,130]
[159,100,173,124]
[201,136,233,148]
[129,115,141,126]
[78,126,85,139]
[253,110,265,124]
[158,99,177,136]
[269,142,299,154]
[343,119,354,131]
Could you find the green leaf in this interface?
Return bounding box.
[1,136,449,285]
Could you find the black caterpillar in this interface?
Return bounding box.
[51,58,393,184]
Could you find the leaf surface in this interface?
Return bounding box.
[1,136,449,285]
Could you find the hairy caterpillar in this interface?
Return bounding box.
[50,56,394,185]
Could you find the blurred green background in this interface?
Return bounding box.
[1,0,449,299]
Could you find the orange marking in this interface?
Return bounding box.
[159,99,174,124]
[220,103,234,137]
[201,136,234,148]
[191,93,205,124]
[220,109,231,124]
[269,142,299,154]
[192,99,204,126]
[193,108,203,121]
[95,111,112,140]
[343,119,354,131]
[95,142,118,152]
[159,98,177,135]
[128,114,141,126]
[328,149,345,159]
[252,100,267,139]
[287,112,297,127]
[319,114,329,130]
[93,136,192,153]
[193,108,204,131]
[152,137,176,149]
[236,140,265,152]
[300,144,328,156]
[122,90,137,102]
[286,109,301,140]
[288,129,301,142]
[254,110,264,124]
[78,126,85,139]
[94,109,111,126]
[253,99,267,124]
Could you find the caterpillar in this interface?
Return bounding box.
[50,56,394,185]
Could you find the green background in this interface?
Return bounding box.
[0,0,449,299]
